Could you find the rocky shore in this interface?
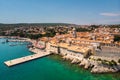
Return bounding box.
[62,53,120,73]
[91,65,120,73]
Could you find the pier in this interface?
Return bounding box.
[4,50,51,67]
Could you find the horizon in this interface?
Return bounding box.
[0,22,120,25]
[0,0,120,25]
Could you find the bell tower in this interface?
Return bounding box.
[72,27,77,38]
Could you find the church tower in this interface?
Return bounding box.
[72,27,77,38]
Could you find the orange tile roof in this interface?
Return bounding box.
[50,42,90,54]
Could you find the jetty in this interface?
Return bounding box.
[4,49,51,67]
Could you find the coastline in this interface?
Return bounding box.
[62,53,120,73]
[29,46,120,74]
[1,36,120,73]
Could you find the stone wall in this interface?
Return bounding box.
[59,47,84,60]
[49,46,58,54]
[60,48,68,56]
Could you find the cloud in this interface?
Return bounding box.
[100,13,120,16]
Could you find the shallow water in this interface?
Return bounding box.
[0,38,120,80]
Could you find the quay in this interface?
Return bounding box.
[4,49,51,67]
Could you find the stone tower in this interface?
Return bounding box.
[72,27,77,38]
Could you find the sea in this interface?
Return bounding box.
[0,38,120,80]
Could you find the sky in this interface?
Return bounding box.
[0,0,120,24]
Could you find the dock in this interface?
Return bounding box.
[4,52,51,67]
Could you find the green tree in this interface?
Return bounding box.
[114,35,120,42]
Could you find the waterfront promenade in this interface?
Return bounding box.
[4,48,51,67]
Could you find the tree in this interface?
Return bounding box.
[114,35,120,42]
[76,28,91,32]
[118,59,120,63]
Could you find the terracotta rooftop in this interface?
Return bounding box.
[50,42,90,54]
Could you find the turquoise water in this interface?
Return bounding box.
[0,38,120,80]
